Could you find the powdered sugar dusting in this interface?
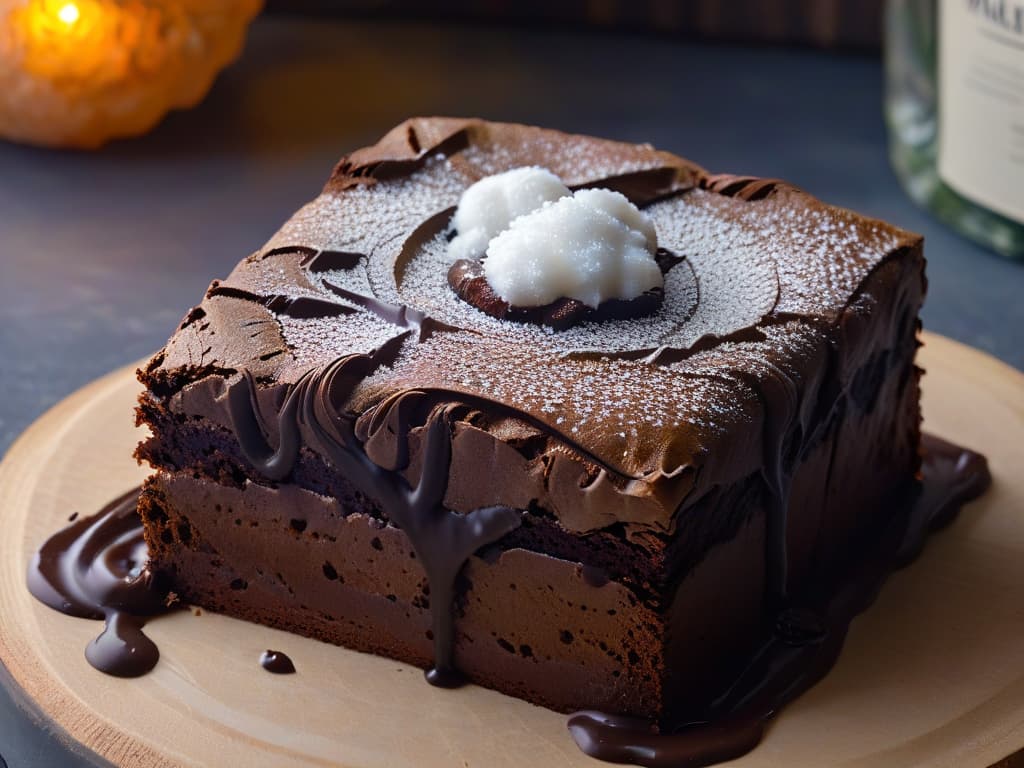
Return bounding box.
[203,123,916,484]
[278,312,405,368]
[457,126,674,186]
[398,225,699,356]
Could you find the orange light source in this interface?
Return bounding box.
[0,0,263,149]
[56,2,78,25]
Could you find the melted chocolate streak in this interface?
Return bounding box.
[227,347,540,684]
[568,434,990,768]
[299,356,522,686]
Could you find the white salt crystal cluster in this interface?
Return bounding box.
[448,167,570,262]
[447,168,663,309]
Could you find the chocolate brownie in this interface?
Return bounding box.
[134,117,925,721]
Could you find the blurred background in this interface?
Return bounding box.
[264,0,888,47]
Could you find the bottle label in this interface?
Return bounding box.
[938,0,1024,224]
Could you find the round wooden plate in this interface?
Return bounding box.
[1,332,1023,768]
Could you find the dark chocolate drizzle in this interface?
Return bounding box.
[224,346,533,684]
[226,369,313,482]
[27,488,172,678]
[221,326,670,681]
[298,355,523,686]
[567,434,991,768]
[259,650,296,674]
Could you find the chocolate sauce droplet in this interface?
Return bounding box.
[86,612,161,678]
[260,650,296,674]
[567,434,990,768]
[424,665,465,689]
[27,488,173,678]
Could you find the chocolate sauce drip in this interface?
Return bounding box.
[224,341,639,683]
[27,488,172,678]
[259,650,296,674]
[567,434,990,768]
[300,355,523,686]
[226,369,312,481]
[24,429,990,767]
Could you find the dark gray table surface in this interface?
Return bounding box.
[1,16,1022,768]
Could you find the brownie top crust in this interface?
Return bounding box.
[140,117,923,543]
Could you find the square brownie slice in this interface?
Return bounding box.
[135,117,924,721]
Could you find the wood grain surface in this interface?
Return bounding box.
[0,333,1022,768]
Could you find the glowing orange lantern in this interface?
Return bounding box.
[0,0,262,149]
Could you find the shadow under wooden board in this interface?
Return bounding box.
[0,332,1022,768]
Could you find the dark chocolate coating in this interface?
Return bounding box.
[114,118,941,759]
[567,434,991,767]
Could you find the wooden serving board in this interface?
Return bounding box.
[1,332,1023,768]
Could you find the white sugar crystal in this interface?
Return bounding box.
[448,167,570,261]
[573,188,658,253]
[484,189,663,308]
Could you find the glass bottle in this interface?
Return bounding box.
[884,0,1024,258]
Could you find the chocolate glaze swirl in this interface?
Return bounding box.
[27,489,172,678]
